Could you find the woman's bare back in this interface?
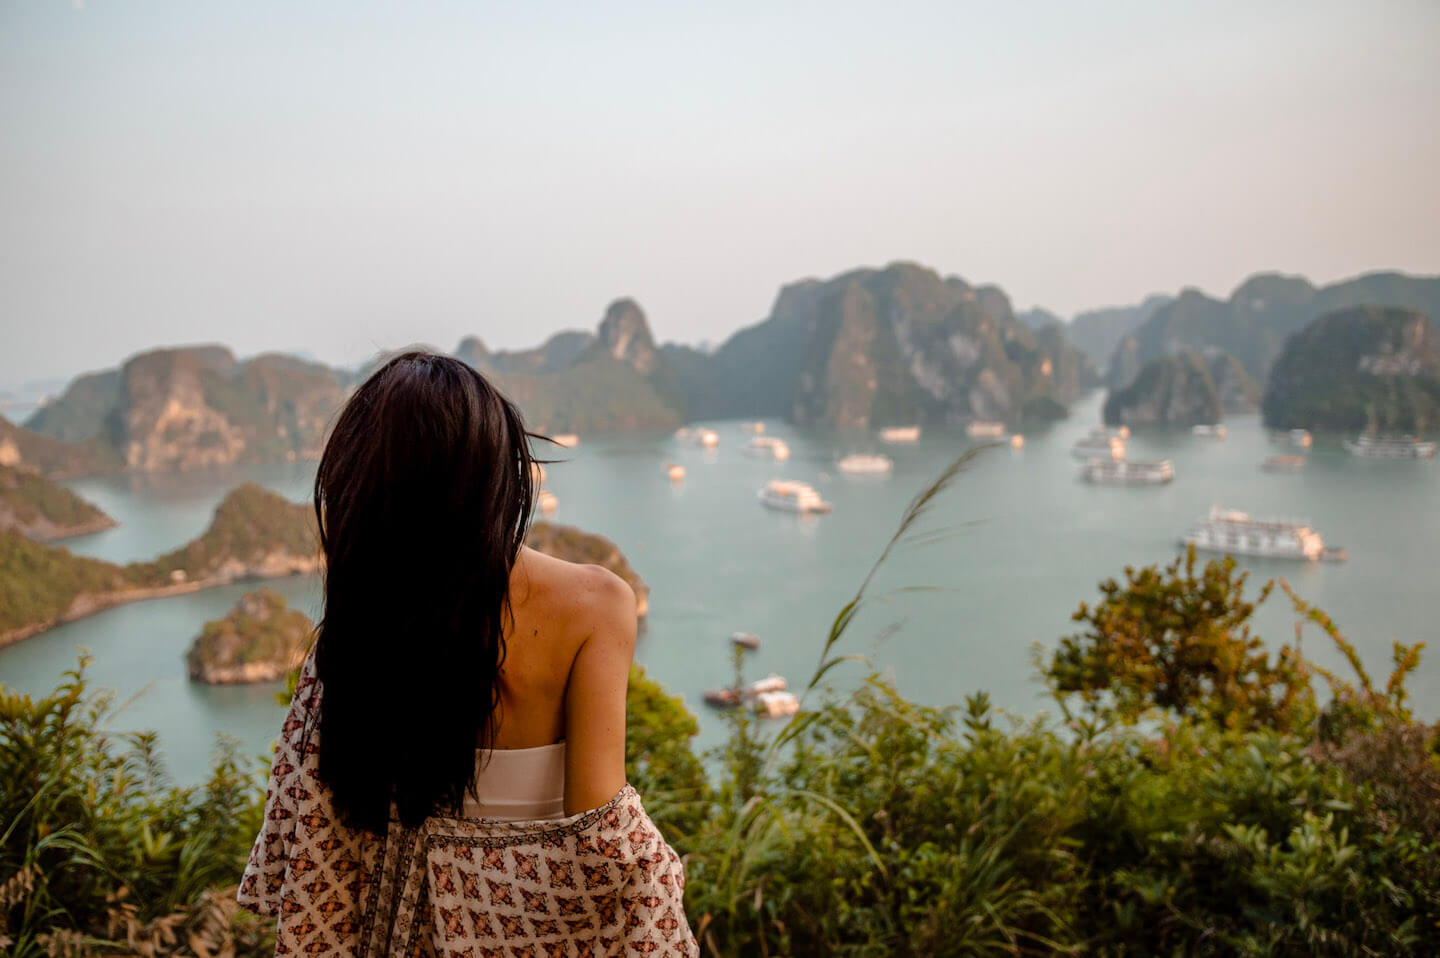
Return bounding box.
[492,546,637,814]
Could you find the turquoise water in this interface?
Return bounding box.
[2,393,1436,782]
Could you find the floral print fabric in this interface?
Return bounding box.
[238,654,698,957]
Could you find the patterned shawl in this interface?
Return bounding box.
[238,654,698,957]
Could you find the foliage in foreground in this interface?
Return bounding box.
[2,454,1437,955]
[0,662,271,956]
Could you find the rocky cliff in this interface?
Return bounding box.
[1206,352,1262,414]
[186,588,314,684]
[674,262,1097,428]
[24,346,352,472]
[1262,306,1440,431]
[458,301,685,433]
[1067,295,1173,371]
[1103,351,1223,428]
[21,369,120,443]
[0,464,116,541]
[1106,271,1440,391]
[0,417,123,479]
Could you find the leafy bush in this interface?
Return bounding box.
[1045,547,1315,731]
[3,454,1437,955]
[0,659,270,957]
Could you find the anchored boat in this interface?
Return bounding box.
[1082,458,1174,484]
[758,479,832,514]
[837,453,893,475]
[879,425,921,443]
[1180,506,1345,562]
[966,420,1007,439]
[1343,434,1436,459]
[1261,455,1306,472]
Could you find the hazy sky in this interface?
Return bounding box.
[2,1,1438,388]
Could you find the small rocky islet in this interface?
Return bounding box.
[186,588,313,685]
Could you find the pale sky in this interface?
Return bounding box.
[2,0,1438,388]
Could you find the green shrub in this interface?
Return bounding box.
[4,453,1437,955]
[0,658,271,957]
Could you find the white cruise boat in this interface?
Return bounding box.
[1082,458,1174,484]
[879,425,921,443]
[1343,434,1437,459]
[537,490,558,515]
[1180,506,1345,562]
[550,433,580,448]
[1261,454,1306,472]
[1191,424,1227,439]
[758,479,832,514]
[744,436,790,460]
[837,453,893,475]
[966,420,1007,439]
[1071,430,1125,461]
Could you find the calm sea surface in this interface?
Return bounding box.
[3,393,1437,783]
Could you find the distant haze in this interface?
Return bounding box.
[2,0,1438,387]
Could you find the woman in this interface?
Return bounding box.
[238,351,697,956]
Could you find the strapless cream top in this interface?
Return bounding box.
[461,741,566,821]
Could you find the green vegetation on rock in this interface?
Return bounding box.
[1,483,653,645]
[134,483,318,584]
[0,483,318,644]
[1262,306,1440,432]
[0,464,115,541]
[1107,270,1440,391]
[187,589,315,685]
[0,529,132,638]
[19,369,120,443]
[1207,350,1263,413]
[1103,350,1223,427]
[674,262,1097,428]
[458,300,685,433]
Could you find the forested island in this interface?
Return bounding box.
[0,476,651,646]
[1101,271,1440,428]
[0,482,319,646]
[0,463,116,541]
[9,264,1440,486]
[1262,306,1440,431]
[1102,351,1224,428]
[186,589,314,684]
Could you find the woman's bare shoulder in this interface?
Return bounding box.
[515,547,638,640]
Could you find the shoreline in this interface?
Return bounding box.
[0,565,320,650]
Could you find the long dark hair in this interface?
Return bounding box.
[312,351,538,832]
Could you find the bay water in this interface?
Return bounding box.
[2,393,1436,783]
